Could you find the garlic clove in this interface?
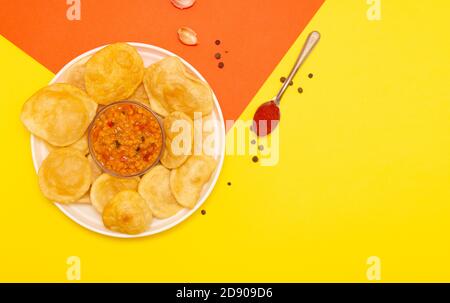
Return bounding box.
[177,27,198,46]
[171,0,196,9]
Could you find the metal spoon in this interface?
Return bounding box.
[252,31,321,136]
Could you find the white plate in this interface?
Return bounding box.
[31,43,225,238]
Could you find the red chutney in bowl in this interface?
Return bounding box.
[88,101,163,177]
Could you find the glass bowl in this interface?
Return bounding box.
[87,101,165,178]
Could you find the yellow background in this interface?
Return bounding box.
[1,0,450,281]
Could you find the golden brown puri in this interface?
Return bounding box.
[85,43,144,105]
[38,148,92,203]
[21,83,97,146]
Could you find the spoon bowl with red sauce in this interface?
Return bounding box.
[253,31,321,136]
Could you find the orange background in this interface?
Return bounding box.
[0,0,323,121]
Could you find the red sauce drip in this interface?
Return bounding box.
[252,101,280,136]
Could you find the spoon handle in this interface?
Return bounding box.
[275,31,321,105]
